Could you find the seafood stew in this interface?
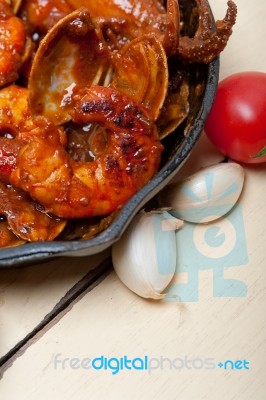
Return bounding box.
[0,0,236,266]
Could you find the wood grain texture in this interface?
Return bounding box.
[0,0,266,398]
[0,251,109,358]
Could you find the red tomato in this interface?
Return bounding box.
[204,71,266,163]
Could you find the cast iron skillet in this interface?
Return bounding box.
[0,4,220,268]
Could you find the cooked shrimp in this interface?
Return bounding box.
[0,84,67,137]
[0,85,66,183]
[18,0,72,36]
[0,86,30,182]
[0,182,66,242]
[0,136,24,182]
[9,86,163,218]
[0,220,25,248]
[0,85,36,132]
[0,0,26,87]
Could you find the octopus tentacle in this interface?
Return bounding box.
[178,0,237,63]
[163,0,180,56]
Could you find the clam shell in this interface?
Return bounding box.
[110,35,168,120]
[28,9,110,125]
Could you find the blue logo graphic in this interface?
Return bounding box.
[159,170,249,302]
[217,359,250,370]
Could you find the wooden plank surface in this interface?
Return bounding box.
[0,160,265,400]
[1,0,266,398]
[0,251,110,359]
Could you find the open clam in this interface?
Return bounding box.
[28,8,110,125]
[110,35,168,120]
[10,0,23,14]
[110,33,189,139]
[157,60,190,139]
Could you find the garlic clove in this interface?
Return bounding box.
[112,211,182,299]
[158,162,245,223]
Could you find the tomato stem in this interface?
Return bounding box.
[251,146,266,159]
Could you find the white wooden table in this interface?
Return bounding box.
[0,1,266,399]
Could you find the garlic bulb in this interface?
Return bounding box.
[112,211,183,299]
[158,162,245,223]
